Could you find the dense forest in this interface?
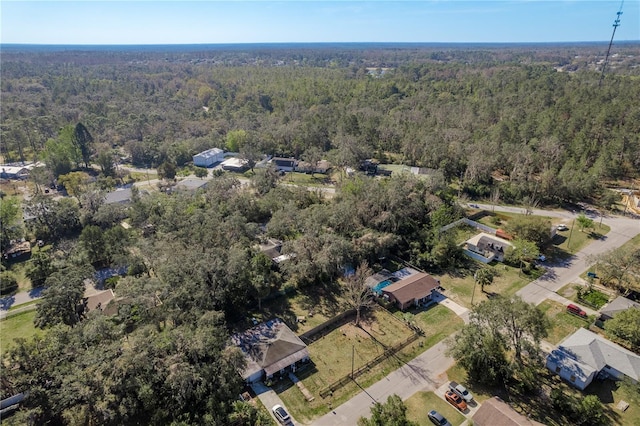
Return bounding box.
[2,43,639,204]
[1,44,639,424]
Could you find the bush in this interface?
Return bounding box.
[0,271,19,295]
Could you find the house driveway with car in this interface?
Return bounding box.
[252,382,298,425]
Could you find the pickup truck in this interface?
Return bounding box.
[448,381,473,403]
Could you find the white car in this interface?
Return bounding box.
[272,404,291,424]
[557,224,569,231]
[449,381,473,403]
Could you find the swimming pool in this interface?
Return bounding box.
[372,279,393,295]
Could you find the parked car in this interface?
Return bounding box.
[428,409,452,426]
[445,390,467,412]
[567,303,587,318]
[272,404,291,424]
[448,381,473,403]
[557,224,569,231]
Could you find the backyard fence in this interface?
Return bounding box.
[299,309,356,344]
[318,331,420,398]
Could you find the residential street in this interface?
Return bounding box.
[311,206,637,425]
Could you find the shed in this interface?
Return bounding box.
[193,148,224,167]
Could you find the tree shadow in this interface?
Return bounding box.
[0,295,16,310]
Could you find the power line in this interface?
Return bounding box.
[599,0,624,87]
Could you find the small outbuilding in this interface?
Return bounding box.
[221,157,249,172]
[193,148,224,167]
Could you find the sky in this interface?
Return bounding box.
[1,1,639,45]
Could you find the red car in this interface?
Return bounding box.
[567,304,587,318]
[445,390,467,412]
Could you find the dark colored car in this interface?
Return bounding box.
[428,409,452,426]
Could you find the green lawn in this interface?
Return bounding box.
[436,263,543,309]
[0,310,43,356]
[551,223,610,255]
[282,172,333,187]
[537,300,593,345]
[277,306,463,423]
[405,391,466,426]
[587,379,640,426]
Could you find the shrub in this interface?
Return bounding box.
[0,271,19,295]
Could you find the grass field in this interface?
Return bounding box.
[436,262,543,309]
[537,300,593,345]
[551,223,611,255]
[0,310,43,355]
[277,305,462,423]
[405,391,466,426]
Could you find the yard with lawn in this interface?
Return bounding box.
[276,305,462,423]
[537,300,593,345]
[405,391,466,426]
[436,263,543,309]
[0,309,43,356]
[550,222,610,255]
[587,379,640,426]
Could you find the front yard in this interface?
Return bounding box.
[436,263,543,309]
[537,300,593,345]
[276,305,463,423]
[0,309,43,356]
[405,391,466,426]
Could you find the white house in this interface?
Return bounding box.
[546,328,640,390]
[193,148,224,167]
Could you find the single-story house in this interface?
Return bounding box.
[221,157,249,172]
[271,157,297,172]
[546,328,640,390]
[231,318,310,383]
[104,187,133,204]
[83,289,116,314]
[381,272,440,311]
[175,178,209,191]
[193,148,224,167]
[599,296,640,321]
[0,165,30,180]
[2,240,31,261]
[296,160,331,174]
[472,396,545,426]
[465,232,513,262]
[258,238,284,261]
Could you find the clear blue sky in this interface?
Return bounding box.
[2,1,638,44]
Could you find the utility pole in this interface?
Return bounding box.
[567,218,576,250]
[351,345,355,379]
[599,1,624,87]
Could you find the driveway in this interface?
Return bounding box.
[252,382,299,426]
[313,340,453,425]
[311,207,637,425]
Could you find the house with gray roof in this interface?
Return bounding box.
[465,232,513,263]
[599,296,640,321]
[104,187,133,204]
[231,318,310,383]
[546,328,640,390]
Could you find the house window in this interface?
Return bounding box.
[570,375,576,382]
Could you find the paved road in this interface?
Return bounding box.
[311,206,637,425]
[313,339,453,426]
[0,287,44,318]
